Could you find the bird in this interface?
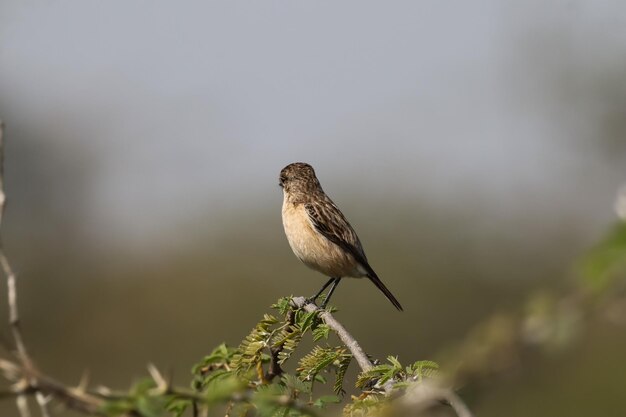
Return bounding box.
[279,162,403,311]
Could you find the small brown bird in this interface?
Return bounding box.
[279,162,403,311]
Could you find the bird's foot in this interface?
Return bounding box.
[305,277,338,308]
[304,295,320,306]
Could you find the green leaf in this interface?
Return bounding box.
[343,394,386,416]
[312,324,331,342]
[355,364,393,388]
[299,311,318,333]
[313,395,341,408]
[137,395,168,417]
[392,381,412,389]
[272,297,293,315]
[298,346,342,380]
[387,356,403,371]
[232,314,280,374]
[130,378,157,396]
[204,375,247,405]
[274,325,303,365]
[282,374,312,395]
[333,354,351,395]
[99,399,134,417]
[313,374,327,384]
[409,360,439,380]
[166,399,190,417]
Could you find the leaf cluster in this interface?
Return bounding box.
[97,297,439,417]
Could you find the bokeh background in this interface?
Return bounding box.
[1,1,626,416]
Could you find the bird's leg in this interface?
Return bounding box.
[306,277,335,305]
[320,278,341,309]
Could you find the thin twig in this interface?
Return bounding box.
[0,355,108,415]
[0,121,5,228]
[76,370,90,394]
[0,121,31,367]
[0,122,106,416]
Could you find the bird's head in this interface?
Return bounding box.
[279,162,321,194]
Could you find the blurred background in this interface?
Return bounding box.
[1,1,626,416]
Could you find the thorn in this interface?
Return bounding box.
[16,394,31,417]
[147,363,168,392]
[76,369,90,393]
[94,386,112,396]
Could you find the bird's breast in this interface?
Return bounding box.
[281,196,363,278]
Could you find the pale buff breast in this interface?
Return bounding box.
[282,195,364,278]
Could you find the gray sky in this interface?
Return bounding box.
[1,1,625,247]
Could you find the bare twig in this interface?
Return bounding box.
[22,371,104,415]
[0,121,6,228]
[0,121,31,367]
[0,122,107,416]
[76,370,90,394]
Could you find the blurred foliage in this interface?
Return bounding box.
[439,219,626,399]
[578,221,626,294]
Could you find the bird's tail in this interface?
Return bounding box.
[367,272,403,311]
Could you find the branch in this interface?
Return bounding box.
[0,358,106,415]
[291,297,373,372]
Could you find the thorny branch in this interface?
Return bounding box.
[0,121,107,416]
[0,121,38,417]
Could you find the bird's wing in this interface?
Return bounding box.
[305,200,404,311]
[304,201,371,271]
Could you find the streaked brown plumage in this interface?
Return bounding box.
[279,162,403,311]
